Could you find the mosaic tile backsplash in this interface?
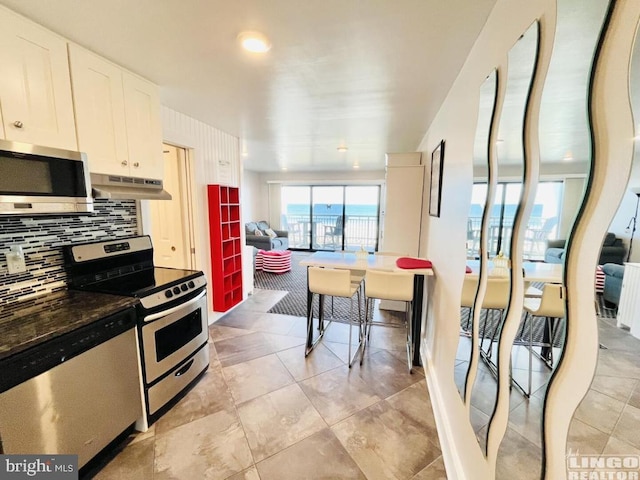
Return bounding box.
[0,200,138,314]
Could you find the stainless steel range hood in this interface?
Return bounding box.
[91,173,172,200]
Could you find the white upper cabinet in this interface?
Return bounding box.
[0,7,77,150]
[69,44,163,179]
[122,72,163,179]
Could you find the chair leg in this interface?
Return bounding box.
[360,297,371,365]
[487,309,503,359]
[528,311,533,397]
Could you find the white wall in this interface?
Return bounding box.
[241,169,266,225]
[415,0,555,478]
[160,106,240,321]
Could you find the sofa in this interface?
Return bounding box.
[245,221,289,251]
[545,232,626,265]
[602,263,625,307]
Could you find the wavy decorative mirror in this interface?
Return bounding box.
[493,0,612,477]
[468,22,539,455]
[455,70,497,406]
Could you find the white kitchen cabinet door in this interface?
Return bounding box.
[68,44,128,176]
[0,7,77,150]
[123,72,163,179]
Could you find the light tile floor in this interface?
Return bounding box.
[88,288,445,480]
[86,288,640,480]
[455,310,640,479]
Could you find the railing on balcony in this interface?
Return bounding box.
[283,214,379,251]
[467,216,558,261]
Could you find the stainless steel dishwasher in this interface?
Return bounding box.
[0,307,142,468]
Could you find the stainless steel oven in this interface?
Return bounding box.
[141,289,208,382]
[65,236,210,429]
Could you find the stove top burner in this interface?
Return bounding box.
[64,236,207,311]
[85,267,202,297]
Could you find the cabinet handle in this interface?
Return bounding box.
[133,162,140,168]
[13,121,23,129]
[171,246,176,251]
[121,160,128,167]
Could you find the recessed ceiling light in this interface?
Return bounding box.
[337,146,348,152]
[238,31,271,53]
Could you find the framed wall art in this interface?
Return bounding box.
[429,140,445,217]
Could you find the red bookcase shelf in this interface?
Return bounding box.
[208,184,242,312]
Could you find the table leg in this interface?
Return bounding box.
[306,267,313,350]
[412,274,425,367]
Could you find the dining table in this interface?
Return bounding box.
[465,259,563,283]
[300,251,434,366]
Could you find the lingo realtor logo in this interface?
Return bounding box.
[566,451,640,480]
[0,455,77,480]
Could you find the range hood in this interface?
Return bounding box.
[91,173,172,200]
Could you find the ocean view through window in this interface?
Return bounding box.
[281,185,380,251]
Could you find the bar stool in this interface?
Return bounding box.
[522,283,565,395]
[306,267,364,367]
[459,276,509,348]
[460,276,478,333]
[477,277,510,359]
[362,269,415,373]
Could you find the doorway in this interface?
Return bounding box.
[149,144,195,269]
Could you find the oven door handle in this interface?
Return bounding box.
[144,290,206,322]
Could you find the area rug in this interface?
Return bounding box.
[254,251,355,319]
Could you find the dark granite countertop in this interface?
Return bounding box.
[0,290,139,361]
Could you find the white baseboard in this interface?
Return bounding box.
[421,339,467,480]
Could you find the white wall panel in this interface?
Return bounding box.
[160,105,240,321]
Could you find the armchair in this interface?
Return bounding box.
[245,220,289,251]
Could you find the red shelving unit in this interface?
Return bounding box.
[208,184,243,312]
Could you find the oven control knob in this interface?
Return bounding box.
[165,290,173,298]
[188,281,195,289]
[181,284,188,292]
[173,286,181,295]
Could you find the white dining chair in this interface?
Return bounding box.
[521,282,565,396]
[362,269,415,372]
[460,275,479,333]
[477,277,510,359]
[306,267,364,367]
[459,276,509,353]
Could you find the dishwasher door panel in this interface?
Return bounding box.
[0,328,141,468]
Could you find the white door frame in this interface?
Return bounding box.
[139,143,197,269]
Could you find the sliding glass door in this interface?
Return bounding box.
[467,181,562,260]
[281,185,380,251]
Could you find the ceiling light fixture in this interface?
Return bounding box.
[337,146,348,152]
[238,31,271,53]
[353,164,360,169]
